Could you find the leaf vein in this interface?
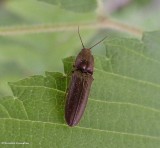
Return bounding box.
[106,43,160,64]
[95,68,160,89]
[1,118,159,140]
[10,85,160,113]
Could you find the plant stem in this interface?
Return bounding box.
[0,18,143,37]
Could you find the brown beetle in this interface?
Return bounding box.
[65,27,106,127]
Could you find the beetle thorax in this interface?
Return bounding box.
[75,48,94,74]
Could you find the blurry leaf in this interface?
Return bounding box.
[0,31,160,147]
[112,0,160,30]
[0,7,27,25]
[0,0,97,96]
[134,0,151,5]
[38,0,97,12]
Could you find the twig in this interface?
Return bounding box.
[0,18,143,37]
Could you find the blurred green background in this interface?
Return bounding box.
[0,0,160,97]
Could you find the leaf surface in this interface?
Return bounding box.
[38,0,97,12]
[0,32,160,147]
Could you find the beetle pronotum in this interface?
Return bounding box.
[65,27,107,127]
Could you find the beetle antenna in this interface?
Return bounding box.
[90,36,108,49]
[78,26,85,49]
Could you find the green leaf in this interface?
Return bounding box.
[38,0,97,12]
[0,31,160,147]
[0,0,97,96]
